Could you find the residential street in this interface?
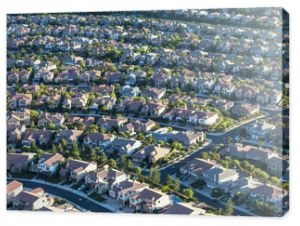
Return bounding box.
[7,178,113,213]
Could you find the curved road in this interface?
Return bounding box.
[8,178,112,213]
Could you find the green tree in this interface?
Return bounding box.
[134,167,142,176]
[30,110,39,121]
[36,149,43,159]
[60,139,68,148]
[109,159,117,168]
[51,144,58,154]
[97,153,108,165]
[183,188,194,199]
[31,141,38,152]
[118,155,127,169]
[166,175,173,187]
[172,178,181,192]
[89,148,97,162]
[200,152,209,160]
[126,159,133,170]
[137,133,145,141]
[161,185,169,193]
[149,168,161,185]
[71,143,80,159]
[87,124,99,133]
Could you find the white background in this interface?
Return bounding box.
[0,0,298,225]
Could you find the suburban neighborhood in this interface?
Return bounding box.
[7,8,289,216]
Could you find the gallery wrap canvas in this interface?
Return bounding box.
[6,8,289,217]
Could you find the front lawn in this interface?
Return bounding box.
[88,192,106,202]
[46,176,63,184]
[11,172,36,179]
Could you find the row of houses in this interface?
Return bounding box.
[221,143,287,176]
[7,153,206,214]
[7,180,78,212]
[180,158,287,206]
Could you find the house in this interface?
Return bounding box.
[89,96,116,111]
[266,156,286,177]
[104,71,123,83]
[169,131,205,147]
[7,70,31,84]
[109,179,148,204]
[7,180,23,204]
[63,159,97,182]
[246,120,276,140]
[163,108,192,122]
[222,143,274,162]
[180,158,215,180]
[97,116,127,131]
[187,111,219,126]
[85,167,128,193]
[116,99,144,114]
[63,55,83,66]
[197,78,215,95]
[231,103,260,117]
[152,128,204,147]
[129,188,172,212]
[71,93,89,109]
[21,129,54,146]
[249,184,287,205]
[229,177,262,197]
[131,120,156,133]
[23,84,40,93]
[92,84,115,96]
[267,90,282,105]
[7,125,26,144]
[33,70,54,83]
[7,110,31,126]
[80,70,101,83]
[66,116,94,129]
[119,122,136,135]
[111,137,142,155]
[36,153,64,174]
[212,99,234,111]
[141,87,166,100]
[132,145,171,164]
[37,113,65,128]
[62,98,72,110]
[141,103,167,118]
[7,153,35,172]
[125,73,137,85]
[36,94,61,109]
[120,85,141,97]
[8,93,32,109]
[213,76,235,96]
[55,130,83,145]
[12,187,52,210]
[203,166,239,190]
[152,127,171,143]
[83,133,115,148]
[163,202,207,215]
[152,71,171,87]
